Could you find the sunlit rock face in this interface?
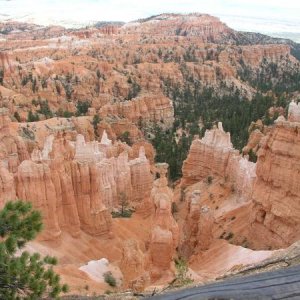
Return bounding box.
[129,147,153,202]
[181,115,300,251]
[119,240,147,290]
[0,162,16,207]
[182,122,256,202]
[182,122,234,186]
[99,94,174,129]
[148,163,179,282]
[288,100,300,122]
[249,119,300,248]
[0,108,29,173]
[4,130,153,240]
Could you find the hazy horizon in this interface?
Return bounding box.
[1,0,300,42]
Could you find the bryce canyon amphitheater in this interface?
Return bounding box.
[1,13,300,296]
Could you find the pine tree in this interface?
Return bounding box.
[0,200,68,299]
[92,114,101,137]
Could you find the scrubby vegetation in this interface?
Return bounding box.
[173,258,194,287]
[111,193,134,218]
[76,100,91,116]
[103,272,117,287]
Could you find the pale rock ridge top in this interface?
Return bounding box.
[202,122,233,149]
[288,100,300,122]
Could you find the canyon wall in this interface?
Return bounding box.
[249,116,300,248]
[1,127,153,240]
[99,94,174,128]
[182,122,256,201]
[181,110,300,250]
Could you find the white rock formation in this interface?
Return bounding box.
[79,258,123,284]
[74,134,105,162]
[100,130,112,146]
[202,122,233,149]
[288,101,300,122]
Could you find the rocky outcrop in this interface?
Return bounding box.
[180,115,300,252]
[249,119,300,248]
[288,100,300,122]
[241,45,291,66]
[180,190,214,258]
[226,154,256,201]
[119,240,147,290]
[182,123,233,186]
[129,147,153,202]
[11,131,154,240]
[243,129,265,154]
[0,108,30,173]
[0,162,16,207]
[182,122,256,201]
[148,163,179,282]
[17,134,82,239]
[16,160,74,239]
[99,94,174,128]
[122,13,234,43]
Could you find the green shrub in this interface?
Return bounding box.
[76,100,91,116]
[173,258,194,287]
[104,272,117,287]
[207,176,213,185]
[119,131,132,146]
[172,202,179,215]
[14,111,21,122]
[225,232,234,240]
[111,209,133,218]
[248,149,258,163]
[27,110,40,122]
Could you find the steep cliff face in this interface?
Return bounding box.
[17,159,78,240]
[129,147,153,202]
[99,94,174,128]
[119,240,147,290]
[180,111,300,252]
[182,122,256,201]
[148,163,179,283]
[4,131,153,240]
[0,108,30,170]
[178,124,257,262]
[240,45,291,66]
[249,118,300,249]
[182,123,233,186]
[0,162,16,206]
[288,100,300,122]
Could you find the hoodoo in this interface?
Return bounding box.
[0,10,300,298]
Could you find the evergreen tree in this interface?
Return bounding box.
[76,101,91,116]
[0,200,68,299]
[13,112,21,122]
[0,68,4,85]
[119,131,132,146]
[27,111,39,122]
[92,115,101,137]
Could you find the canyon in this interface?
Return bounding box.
[0,13,300,296]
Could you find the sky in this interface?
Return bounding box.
[1,0,300,40]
